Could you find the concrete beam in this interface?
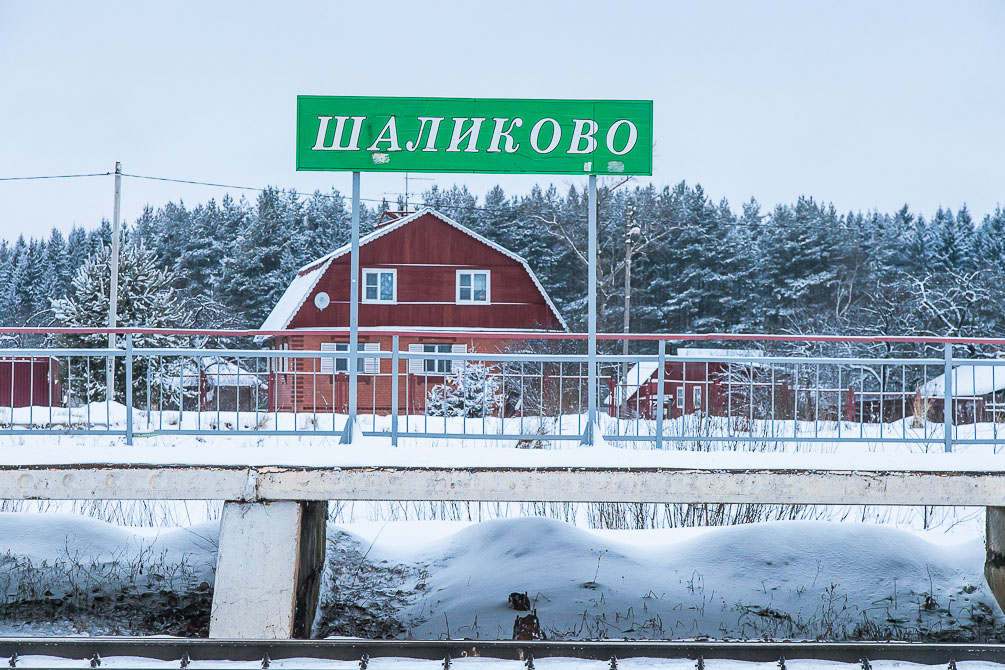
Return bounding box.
[2,464,1005,506]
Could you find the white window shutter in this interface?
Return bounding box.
[451,344,467,373]
[363,342,380,374]
[408,344,423,374]
[320,343,336,374]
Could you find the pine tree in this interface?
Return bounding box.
[426,363,501,418]
[53,243,193,403]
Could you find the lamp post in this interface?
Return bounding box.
[622,205,642,383]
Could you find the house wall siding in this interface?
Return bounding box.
[268,334,520,414]
[287,215,562,331]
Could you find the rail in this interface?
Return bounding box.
[1,328,1003,452]
[1,638,1004,666]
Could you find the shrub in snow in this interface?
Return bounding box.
[426,363,501,418]
[53,242,195,406]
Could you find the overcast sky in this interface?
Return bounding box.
[1,1,1003,239]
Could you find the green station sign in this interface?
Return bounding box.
[297,96,652,175]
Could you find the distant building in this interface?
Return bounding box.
[918,363,1005,424]
[0,357,63,408]
[610,348,769,419]
[259,208,567,414]
[173,359,267,412]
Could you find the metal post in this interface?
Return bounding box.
[106,161,122,402]
[341,172,361,444]
[622,205,636,382]
[124,333,133,445]
[656,338,665,450]
[944,341,953,453]
[391,335,399,447]
[582,174,599,445]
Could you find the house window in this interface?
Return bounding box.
[408,343,466,376]
[363,268,396,303]
[423,343,452,374]
[676,386,684,409]
[693,386,702,409]
[320,342,380,374]
[456,270,490,304]
[276,341,289,373]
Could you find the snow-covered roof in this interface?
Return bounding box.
[260,208,568,334]
[172,359,266,388]
[259,261,331,333]
[675,347,764,359]
[920,364,1005,398]
[615,362,659,405]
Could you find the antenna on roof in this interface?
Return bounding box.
[383,172,434,214]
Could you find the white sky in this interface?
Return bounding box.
[1,0,1004,239]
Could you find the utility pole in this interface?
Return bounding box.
[622,204,641,382]
[107,161,122,402]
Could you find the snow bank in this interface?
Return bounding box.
[2,513,998,640]
[324,518,1001,641]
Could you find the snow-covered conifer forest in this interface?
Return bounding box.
[5,181,1004,352]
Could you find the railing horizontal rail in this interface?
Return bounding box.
[5,325,1005,346]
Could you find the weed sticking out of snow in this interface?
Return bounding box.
[0,514,1001,640]
[0,514,216,636]
[315,517,1003,642]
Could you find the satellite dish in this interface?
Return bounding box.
[314,292,330,310]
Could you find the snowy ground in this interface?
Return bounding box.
[4,402,1005,452]
[2,404,1004,638]
[0,513,1000,640]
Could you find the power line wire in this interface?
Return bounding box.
[121,172,395,206]
[0,172,111,181]
[0,169,905,233]
[118,172,855,230]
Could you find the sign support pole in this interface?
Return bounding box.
[340,171,361,444]
[582,174,599,445]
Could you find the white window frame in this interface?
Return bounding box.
[362,268,397,304]
[455,270,491,304]
[676,386,684,409]
[693,385,702,409]
[320,342,380,374]
[276,341,289,373]
[408,343,467,375]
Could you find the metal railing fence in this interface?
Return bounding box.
[1,328,1003,452]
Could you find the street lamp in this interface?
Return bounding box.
[622,205,642,383]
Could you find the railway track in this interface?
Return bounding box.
[2,639,1005,668]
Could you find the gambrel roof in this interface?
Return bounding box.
[259,207,568,332]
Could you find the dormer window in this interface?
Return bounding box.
[363,268,396,303]
[456,270,490,304]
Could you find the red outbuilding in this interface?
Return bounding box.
[610,348,773,419]
[260,208,567,414]
[0,357,63,408]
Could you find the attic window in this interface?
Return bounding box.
[456,270,490,304]
[363,268,396,303]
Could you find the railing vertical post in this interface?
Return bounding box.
[656,339,665,450]
[391,335,399,447]
[124,333,133,446]
[944,341,953,453]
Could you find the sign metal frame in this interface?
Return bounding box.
[296,95,654,445]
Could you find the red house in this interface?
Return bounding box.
[260,208,567,414]
[610,348,770,419]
